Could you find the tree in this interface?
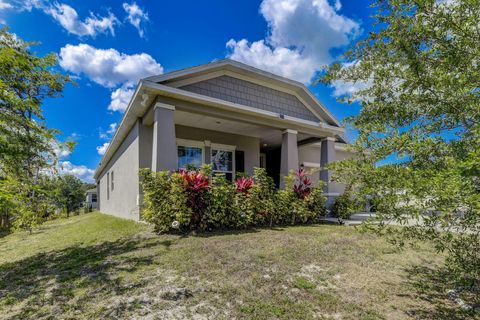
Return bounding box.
[0,28,71,231]
[319,0,479,301]
[54,175,86,215]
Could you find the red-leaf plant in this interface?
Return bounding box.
[178,170,210,227]
[235,176,254,194]
[292,169,312,199]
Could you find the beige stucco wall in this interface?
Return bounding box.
[176,125,260,175]
[97,121,141,220]
[298,144,353,194]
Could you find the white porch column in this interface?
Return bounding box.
[152,102,177,172]
[280,129,299,188]
[320,137,337,208]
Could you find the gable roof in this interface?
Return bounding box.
[145,59,341,127]
[94,59,345,179]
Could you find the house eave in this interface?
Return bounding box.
[94,79,346,180]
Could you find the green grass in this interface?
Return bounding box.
[0,212,474,319]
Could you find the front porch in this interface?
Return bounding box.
[141,100,345,200]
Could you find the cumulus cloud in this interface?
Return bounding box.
[226,0,360,84]
[109,86,135,112]
[45,3,118,37]
[51,141,72,159]
[99,122,117,139]
[58,161,95,182]
[0,0,12,10]
[59,43,163,112]
[96,142,110,156]
[59,43,163,88]
[16,1,118,37]
[123,2,149,37]
[331,79,371,98]
[227,39,316,83]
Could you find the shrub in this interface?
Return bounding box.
[204,174,236,229]
[139,167,327,233]
[331,185,362,219]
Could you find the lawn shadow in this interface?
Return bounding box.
[400,263,478,319]
[0,237,163,319]
[179,227,262,238]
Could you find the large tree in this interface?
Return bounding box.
[320,0,479,301]
[54,174,87,215]
[0,28,71,230]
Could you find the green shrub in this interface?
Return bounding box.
[331,186,362,219]
[139,167,327,233]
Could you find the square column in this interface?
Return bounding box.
[320,137,337,208]
[152,103,177,172]
[280,129,299,188]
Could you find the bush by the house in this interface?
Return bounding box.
[139,166,327,232]
[331,185,362,219]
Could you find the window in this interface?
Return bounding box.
[211,148,234,181]
[107,172,110,200]
[111,171,114,191]
[91,194,97,203]
[177,140,204,170]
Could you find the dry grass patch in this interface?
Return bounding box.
[0,212,475,319]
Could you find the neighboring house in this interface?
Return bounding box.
[85,188,98,210]
[94,59,353,221]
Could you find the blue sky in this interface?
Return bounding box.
[1,0,374,182]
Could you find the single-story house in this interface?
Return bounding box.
[94,59,353,221]
[85,188,98,210]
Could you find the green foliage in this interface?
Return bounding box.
[331,186,362,219]
[139,167,327,233]
[319,0,480,293]
[0,28,72,232]
[53,175,86,216]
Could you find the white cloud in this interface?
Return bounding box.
[329,61,373,99]
[109,86,135,112]
[227,39,316,83]
[17,1,118,37]
[96,142,110,156]
[99,122,117,139]
[58,161,95,183]
[226,0,360,83]
[51,141,71,159]
[59,43,163,88]
[123,2,149,37]
[107,122,117,135]
[0,1,12,10]
[59,43,163,112]
[331,79,371,98]
[45,3,118,37]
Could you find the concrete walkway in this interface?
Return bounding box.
[320,212,376,226]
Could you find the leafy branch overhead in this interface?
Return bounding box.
[319,0,479,295]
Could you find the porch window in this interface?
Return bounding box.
[211,148,234,181]
[177,145,203,170]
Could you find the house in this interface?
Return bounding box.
[85,188,98,210]
[94,59,353,221]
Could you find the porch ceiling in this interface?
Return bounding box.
[175,110,312,148]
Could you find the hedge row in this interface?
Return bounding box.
[139,166,327,232]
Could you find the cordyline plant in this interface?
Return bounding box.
[319,0,480,306]
[178,170,210,227]
[292,169,313,199]
[235,176,254,194]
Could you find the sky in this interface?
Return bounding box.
[0,0,374,182]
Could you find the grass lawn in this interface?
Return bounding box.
[0,212,474,319]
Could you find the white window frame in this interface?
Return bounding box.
[176,138,205,169]
[211,143,236,180]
